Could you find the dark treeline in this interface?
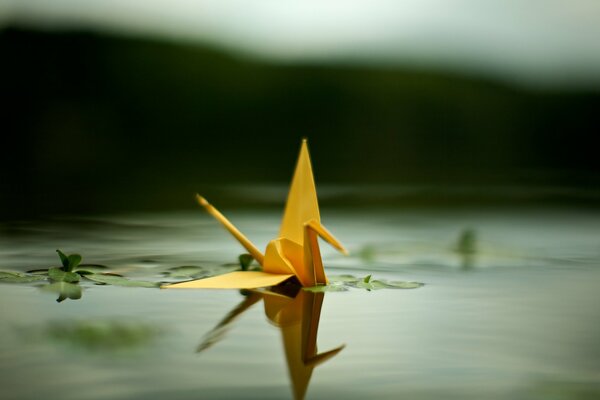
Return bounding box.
[1,27,599,217]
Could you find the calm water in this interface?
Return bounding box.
[1,206,600,399]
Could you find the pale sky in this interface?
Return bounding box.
[2,0,600,87]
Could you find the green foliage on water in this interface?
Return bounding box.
[304,274,424,292]
[48,267,80,283]
[72,264,109,273]
[0,270,47,283]
[162,263,242,280]
[2,249,425,300]
[352,278,424,290]
[84,274,159,288]
[162,265,209,279]
[53,250,159,292]
[56,249,82,272]
[1,250,161,302]
[303,283,348,293]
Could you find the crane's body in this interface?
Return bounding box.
[164,139,347,289]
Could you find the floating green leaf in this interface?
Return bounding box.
[84,274,159,288]
[55,249,83,272]
[385,280,424,289]
[352,279,388,290]
[238,254,254,271]
[163,266,208,279]
[303,283,348,292]
[27,268,51,275]
[351,278,424,290]
[74,270,95,275]
[74,264,108,272]
[318,274,424,291]
[0,270,47,284]
[48,267,80,283]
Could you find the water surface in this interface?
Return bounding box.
[1,206,599,399]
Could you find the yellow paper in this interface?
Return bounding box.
[163,139,347,290]
[196,289,344,399]
[164,271,294,289]
[279,139,320,245]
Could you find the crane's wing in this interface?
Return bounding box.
[163,271,294,289]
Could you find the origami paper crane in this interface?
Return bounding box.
[196,288,344,400]
[165,139,347,289]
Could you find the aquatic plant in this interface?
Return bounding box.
[0,250,424,303]
[304,274,424,292]
[0,249,160,302]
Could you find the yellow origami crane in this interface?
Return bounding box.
[196,288,345,400]
[165,139,348,289]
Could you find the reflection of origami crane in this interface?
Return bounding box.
[197,288,344,400]
[166,139,347,289]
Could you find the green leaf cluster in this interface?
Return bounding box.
[53,249,158,288]
[304,274,424,292]
[48,267,80,283]
[84,274,158,288]
[162,266,208,279]
[0,270,47,284]
[56,249,82,272]
[2,250,425,302]
[1,249,161,302]
[303,283,348,293]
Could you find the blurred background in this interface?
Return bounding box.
[1,0,599,219]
